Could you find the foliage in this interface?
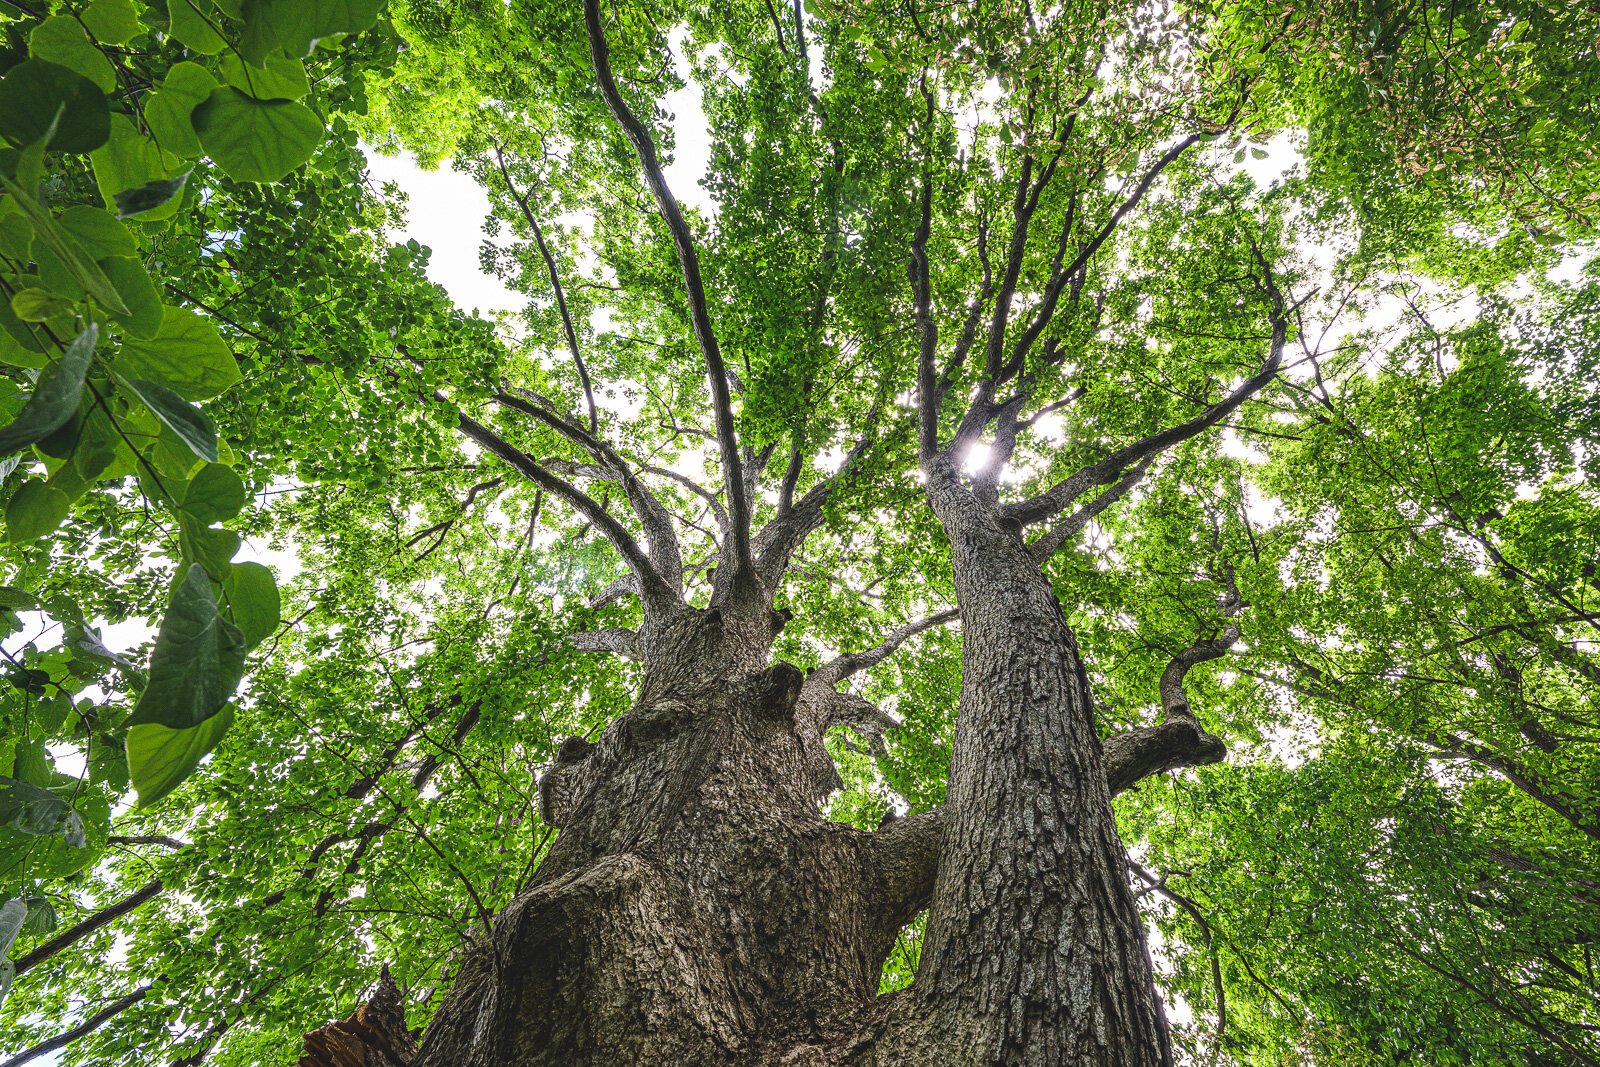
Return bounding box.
[0,0,1594,1064]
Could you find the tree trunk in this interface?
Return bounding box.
[414,492,1170,1064]
[865,460,1171,1065]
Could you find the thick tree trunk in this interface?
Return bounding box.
[863,460,1171,1065]
[414,482,1171,1064]
[415,607,909,1065]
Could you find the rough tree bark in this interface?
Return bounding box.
[362,6,1279,1062]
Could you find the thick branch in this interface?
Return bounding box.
[0,985,153,1067]
[495,389,684,593]
[910,124,940,462]
[12,878,164,978]
[810,607,959,689]
[1425,732,1600,844]
[585,0,752,581]
[751,412,887,587]
[568,628,640,659]
[1027,455,1152,560]
[453,406,678,613]
[1005,313,1286,527]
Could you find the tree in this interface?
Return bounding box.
[0,0,1597,1065]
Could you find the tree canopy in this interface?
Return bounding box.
[0,0,1597,1063]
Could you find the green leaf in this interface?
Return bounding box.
[114,174,192,219]
[193,88,324,183]
[54,205,137,259]
[126,564,247,732]
[43,404,119,501]
[223,561,279,648]
[19,897,57,937]
[117,307,239,400]
[0,899,25,973]
[0,325,96,456]
[28,17,118,95]
[121,377,218,462]
[0,175,129,312]
[144,63,217,160]
[221,51,311,100]
[167,0,227,54]
[82,0,146,45]
[127,703,233,807]
[0,777,85,846]
[180,521,241,574]
[90,116,186,223]
[101,257,165,338]
[4,482,70,542]
[0,60,110,154]
[182,462,247,523]
[9,289,70,323]
[250,0,385,59]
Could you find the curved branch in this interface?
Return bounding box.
[452,405,678,614]
[811,607,960,689]
[1104,586,1241,793]
[491,145,598,434]
[569,628,640,660]
[0,984,153,1067]
[1004,312,1287,527]
[585,0,752,582]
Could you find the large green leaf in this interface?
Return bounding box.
[0,325,96,456]
[181,462,248,523]
[144,62,217,159]
[28,16,118,94]
[0,59,110,154]
[167,0,227,54]
[117,307,239,400]
[221,52,311,100]
[126,565,247,733]
[223,561,280,648]
[127,704,233,807]
[120,376,218,462]
[81,0,145,45]
[90,116,187,223]
[273,0,385,54]
[100,257,165,338]
[192,88,323,183]
[54,205,136,259]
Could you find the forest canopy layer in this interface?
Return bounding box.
[0,0,1598,1064]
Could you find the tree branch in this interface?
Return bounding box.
[494,388,684,593]
[585,0,752,584]
[1103,581,1242,794]
[811,607,960,688]
[1027,455,1152,561]
[451,403,678,613]
[1004,302,1287,527]
[569,628,640,660]
[751,408,888,587]
[12,879,164,979]
[491,145,599,434]
[0,984,153,1067]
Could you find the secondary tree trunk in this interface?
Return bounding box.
[864,458,1171,1065]
[412,489,1171,1064]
